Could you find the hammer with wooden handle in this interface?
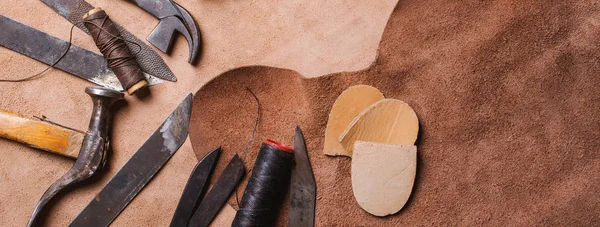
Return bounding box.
[27,87,123,227]
[0,110,83,159]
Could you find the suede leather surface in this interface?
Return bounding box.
[0,0,397,226]
[190,1,600,226]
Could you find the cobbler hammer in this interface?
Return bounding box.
[27,87,123,227]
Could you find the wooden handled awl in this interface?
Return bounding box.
[0,110,83,159]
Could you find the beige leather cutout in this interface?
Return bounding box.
[339,99,419,155]
[323,85,384,156]
[351,141,416,216]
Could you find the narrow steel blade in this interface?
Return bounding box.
[170,147,221,227]
[0,14,161,90]
[40,0,177,82]
[70,94,193,227]
[188,154,245,227]
[289,126,316,227]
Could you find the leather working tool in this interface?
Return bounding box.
[231,126,316,227]
[173,148,245,227]
[28,87,124,227]
[83,8,149,95]
[0,14,162,91]
[70,94,193,227]
[40,0,177,82]
[128,0,200,64]
[289,126,316,227]
[0,109,83,159]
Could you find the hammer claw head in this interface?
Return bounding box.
[147,5,200,64]
[147,17,181,53]
[174,3,200,63]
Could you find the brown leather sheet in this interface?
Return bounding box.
[190,1,600,226]
[0,0,396,226]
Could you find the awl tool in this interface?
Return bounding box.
[0,14,162,91]
[128,0,200,63]
[28,87,124,227]
[40,0,177,81]
[70,94,193,226]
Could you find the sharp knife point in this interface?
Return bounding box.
[230,154,244,170]
[201,147,221,164]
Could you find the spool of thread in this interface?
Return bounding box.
[232,140,294,227]
[82,8,147,95]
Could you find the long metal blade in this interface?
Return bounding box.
[188,154,245,227]
[40,0,177,82]
[170,147,221,227]
[70,94,193,227]
[0,14,161,91]
[289,126,316,227]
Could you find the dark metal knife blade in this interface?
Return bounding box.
[288,126,316,227]
[0,14,161,91]
[40,0,177,82]
[69,94,193,227]
[187,154,245,227]
[170,147,221,227]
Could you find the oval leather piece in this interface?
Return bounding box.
[323,85,384,157]
[339,99,419,155]
[351,141,416,216]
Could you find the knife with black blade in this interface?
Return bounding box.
[187,154,244,227]
[170,146,245,227]
[289,126,316,227]
[40,0,177,82]
[69,94,192,227]
[170,147,221,227]
[0,14,161,91]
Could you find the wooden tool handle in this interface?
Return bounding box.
[0,110,84,159]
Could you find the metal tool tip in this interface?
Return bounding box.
[85,87,124,99]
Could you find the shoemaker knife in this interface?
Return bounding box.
[289,126,316,227]
[171,147,245,227]
[70,94,192,227]
[0,14,162,91]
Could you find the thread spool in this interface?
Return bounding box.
[82,8,147,95]
[232,140,294,227]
